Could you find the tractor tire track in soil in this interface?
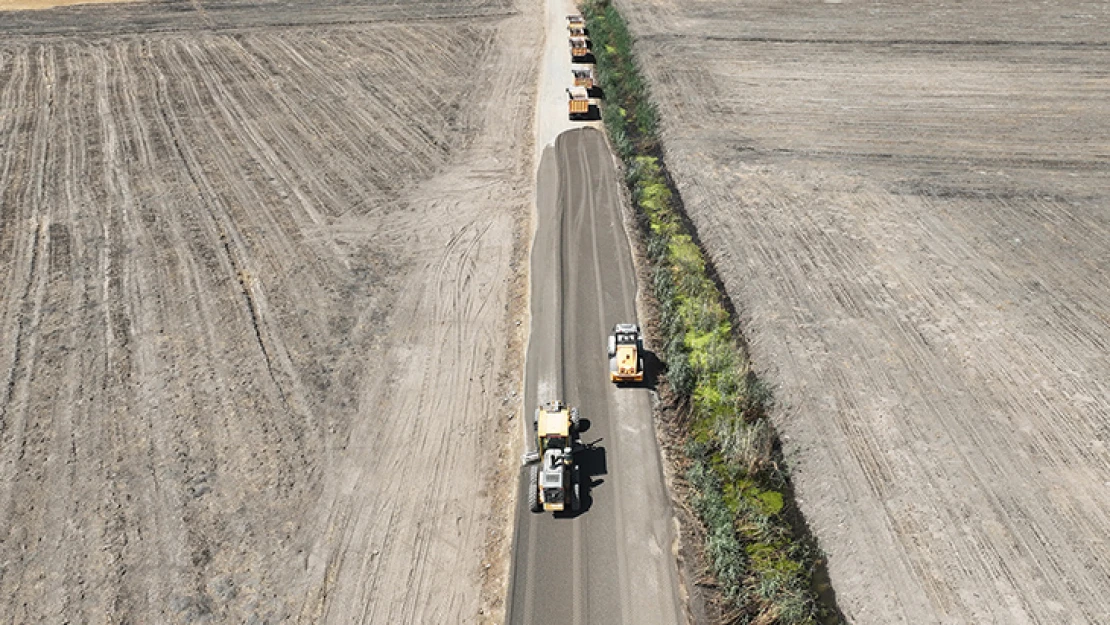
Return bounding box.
[0,1,537,622]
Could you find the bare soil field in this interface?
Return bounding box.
[613,0,1110,623]
[0,0,538,622]
[0,0,127,11]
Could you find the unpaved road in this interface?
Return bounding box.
[0,1,538,622]
[532,0,601,165]
[615,0,1110,623]
[508,128,683,625]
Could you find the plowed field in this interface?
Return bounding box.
[0,1,537,622]
[616,0,1110,623]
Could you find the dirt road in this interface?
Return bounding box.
[613,0,1110,623]
[532,0,602,166]
[0,1,537,622]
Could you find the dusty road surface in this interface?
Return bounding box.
[532,0,602,165]
[509,128,683,625]
[613,0,1110,623]
[0,0,539,622]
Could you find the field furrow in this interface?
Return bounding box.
[0,2,537,621]
[617,0,1110,621]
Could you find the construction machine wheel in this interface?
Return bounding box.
[528,465,542,513]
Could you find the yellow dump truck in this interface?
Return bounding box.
[568,36,590,60]
[608,323,644,384]
[522,400,581,513]
[568,86,592,121]
[571,65,596,89]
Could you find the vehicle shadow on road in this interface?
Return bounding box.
[558,427,607,518]
[641,349,663,389]
[570,107,603,123]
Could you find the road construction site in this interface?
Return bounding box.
[508,126,682,625]
[2,0,1109,623]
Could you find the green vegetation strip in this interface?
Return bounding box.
[582,1,829,622]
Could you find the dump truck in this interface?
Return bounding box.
[568,86,592,121]
[571,65,596,89]
[566,14,585,30]
[522,400,581,513]
[608,323,644,383]
[569,36,590,60]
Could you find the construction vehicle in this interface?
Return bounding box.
[522,400,581,513]
[566,14,585,30]
[569,36,591,61]
[567,86,593,121]
[608,323,644,384]
[571,65,596,89]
